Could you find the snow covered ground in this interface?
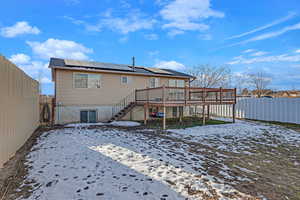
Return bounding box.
[169,119,300,154]
[65,121,141,128]
[13,120,300,200]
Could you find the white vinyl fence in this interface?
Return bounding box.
[210,98,300,124]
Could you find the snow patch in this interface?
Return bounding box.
[109,121,140,127]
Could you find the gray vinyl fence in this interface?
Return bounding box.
[210,97,300,124]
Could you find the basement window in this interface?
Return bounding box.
[80,110,97,123]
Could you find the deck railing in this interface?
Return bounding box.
[135,86,236,104]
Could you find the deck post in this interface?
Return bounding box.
[179,106,183,123]
[232,104,236,123]
[202,105,206,125]
[146,87,149,104]
[144,104,147,125]
[233,88,237,123]
[163,106,166,130]
[184,86,187,105]
[207,104,210,120]
[162,85,166,130]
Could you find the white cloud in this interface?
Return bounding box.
[250,51,268,57]
[66,11,156,34]
[27,38,93,60]
[227,22,300,48]
[295,49,300,53]
[41,77,52,83]
[226,12,296,40]
[243,49,256,53]
[9,53,48,78]
[1,21,40,38]
[167,29,185,37]
[144,33,159,40]
[9,53,31,65]
[154,60,186,70]
[227,53,300,65]
[160,0,224,35]
[101,12,156,34]
[63,16,85,25]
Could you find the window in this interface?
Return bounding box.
[80,110,97,123]
[168,79,176,87]
[168,79,185,87]
[149,77,159,88]
[121,76,130,84]
[74,73,101,88]
[177,80,185,87]
[74,73,88,88]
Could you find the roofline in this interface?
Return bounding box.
[49,65,193,79]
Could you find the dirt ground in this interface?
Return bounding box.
[0,120,300,200]
[0,126,64,200]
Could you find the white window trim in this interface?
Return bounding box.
[80,109,98,123]
[73,72,101,89]
[149,77,159,88]
[121,75,130,85]
[168,79,185,87]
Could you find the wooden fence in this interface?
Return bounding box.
[210,97,300,124]
[0,55,39,168]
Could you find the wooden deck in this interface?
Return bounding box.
[135,86,237,129]
[135,86,236,106]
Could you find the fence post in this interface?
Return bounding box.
[220,87,223,103]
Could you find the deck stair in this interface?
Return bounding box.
[108,91,136,122]
[108,102,136,122]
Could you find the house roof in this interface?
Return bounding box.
[49,58,194,79]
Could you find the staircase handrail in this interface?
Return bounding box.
[111,90,136,118]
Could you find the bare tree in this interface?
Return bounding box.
[248,72,272,98]
[232,73,249,94]
[187,64,231,88]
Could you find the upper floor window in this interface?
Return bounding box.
[168,79,176,87]
[168,79,185,87]
[121,76,130,84]
[74,73,101,88]
[149,77,159,88]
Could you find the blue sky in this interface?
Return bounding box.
[1,0,300,94]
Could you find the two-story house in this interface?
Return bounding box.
[49,58,194,124]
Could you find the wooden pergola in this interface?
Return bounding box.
[135,86,237,129]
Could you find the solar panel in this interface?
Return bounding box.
[64,59,133,71]
[144,67,173,75]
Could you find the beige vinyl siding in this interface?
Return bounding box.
[0,56,39,168]
[55,69,187,106]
